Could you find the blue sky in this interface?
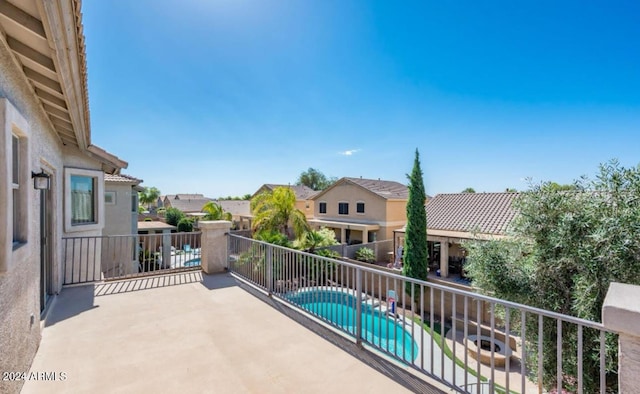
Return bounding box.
[83,1,640,197]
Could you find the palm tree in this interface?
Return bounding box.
[251,187,309,239]
[139,186,160,210]
[202,201,232,221]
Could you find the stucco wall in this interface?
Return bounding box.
[314,183,388,222]
[104,182,135,236]
[0,42,106,393]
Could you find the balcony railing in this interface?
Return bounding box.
[227,234,618,393]
[62,232,202,285]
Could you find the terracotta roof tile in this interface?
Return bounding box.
[262,184,317,200]
[104,173,142,184]
[343,177,409,200]
[426,192,519,235]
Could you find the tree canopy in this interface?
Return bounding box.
[164,207,184,226]
[296,168,337,191]
[403,149,428,291]
[464,160,640,392]
[139,186,160,209]
[251,187,309,239]
[202,201,232,221]
[461,187,476,193]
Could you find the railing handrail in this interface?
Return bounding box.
[63,231,203,240]
[227,233,612,332]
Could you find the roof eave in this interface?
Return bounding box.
[87,144,128,173]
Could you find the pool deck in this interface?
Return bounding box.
[22,272,447,394]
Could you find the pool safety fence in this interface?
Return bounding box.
[227,233,619,394]
[62,231,202,284]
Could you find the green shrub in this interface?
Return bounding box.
[177,217,193,232]
[165,207,184,226]
[315,249,341,259]
[355,247,375,263]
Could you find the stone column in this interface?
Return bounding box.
[440,240,449,277]
[602,282,640,393]
[199,220,232,274]
[340,228,346,244]
[162,229,172,269]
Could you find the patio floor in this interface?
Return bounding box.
[22,272,447,394]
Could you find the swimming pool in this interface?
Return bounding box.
[286,289,419,361]
[183,258,201,267]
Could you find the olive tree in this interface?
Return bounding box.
[464,160,640,392]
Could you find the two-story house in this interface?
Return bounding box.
[0,1,129,390]
[309,177,408,255]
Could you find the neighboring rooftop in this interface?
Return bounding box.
[166,198,214,213]
[165,194,206,201]
[137,221,177,231]
[426,192,519,235]
[104,173,142,184]
[255,184,318,200]
[217,200,251,216]
[313,177,409,200]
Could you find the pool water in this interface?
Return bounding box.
[287,290,419,361]
[183,258,201,267]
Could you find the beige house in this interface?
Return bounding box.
[309,177,408,255]
[161,194,210,212]
[394,192,518,278]
[0,2,129,391]
[102,174,143,277]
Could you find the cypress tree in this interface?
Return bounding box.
[403,149,428,289]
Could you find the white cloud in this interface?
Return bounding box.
[339,149,360,156]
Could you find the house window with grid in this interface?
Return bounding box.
[356,201,365,214]
[71,175,97,224]
[319,202,327,214]
[338,202,349,215]
[65,168,104,232]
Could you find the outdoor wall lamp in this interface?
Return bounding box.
[32,170,50,190]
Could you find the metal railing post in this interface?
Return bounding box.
[355,267,362,345]
[266,244,273,294]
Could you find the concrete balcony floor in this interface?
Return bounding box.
[23,272,446,394]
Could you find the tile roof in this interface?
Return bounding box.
[104,173,142,184]
[137,221,176,231]
[217,200,251,216]
[260,184,318,200]
[167,194,206,200]
[343,177,409,200]
[426,192,519,235]
[166,198,213,213]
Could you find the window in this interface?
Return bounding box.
[105,191,116,205]
[131,193,138,213]
[12,134,20,245]
[1,99,30,272]
[356,201,365,214]
[64,168,104,232]
[10,131,28,247]
[319,202,327,214]
[71,176,96,224]
[338,202,349,215]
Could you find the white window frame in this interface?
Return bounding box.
[356,201,365,215]
[64,168,104,233]
[318,201,327,215]
[338,201,349,215]
[1,99,30,272]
